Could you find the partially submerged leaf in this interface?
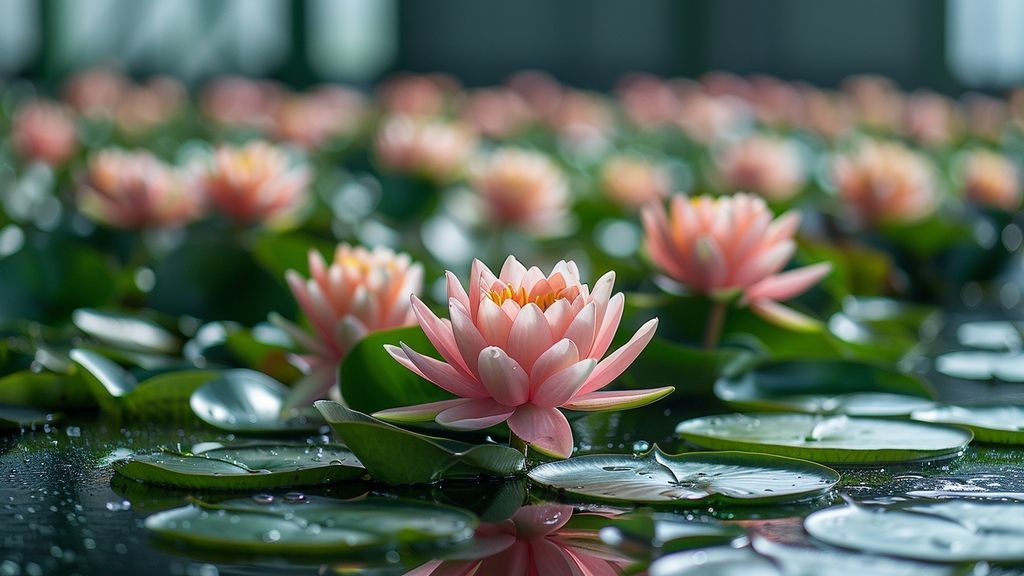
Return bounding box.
[190,369,323,433]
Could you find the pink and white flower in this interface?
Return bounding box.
[831,140,939,226]
[78,150,198,230]
[374,115,477,183]
[959,149,1020,212]
[642,193,831,331]
[11,101,79,167]
[714,134,806,202]
[470,148,570,234]
[375,256,670,459]
[600,155,672,209]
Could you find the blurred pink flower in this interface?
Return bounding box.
[600,155,672,209]
[470,148,570,234]
[642,193,831,331]
[842,75,905,131]
[113,77,186,135]
[461,88,533,139]
[374,115,477,182]
[273,85,367,150]
[506,70,564,121]
[196,141,311,227]
[714,134,806,202]
[200,76,286,131]
[78,150,198,229]
[377,73,460,118]
[831,140,939,226]
[62,68,130,118]
[408,504,632,576]
[274,245,423,408]
[374,256,670,458]
[674,88,750,143]
[903,90,961,147]
[960,149,1020,212]
[798,87,854,141]
[963,93,1008,142]
[615,73,680,130]
[11,101,78,167]
[747,75,804,127]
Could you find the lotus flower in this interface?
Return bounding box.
[642,193,831,333]
[831,140,939,226]
[273,85,366,150]
[616,73,680,130]
[904,90,960,147]
[470,148,570,234]
[377,73,458,118]
[408,504,632,576]
[273,245,423,408]
[78,150,198,229]
[200,76,285,131]
[461,88,533,139]
[600,155,672,209]
[375,256,670,458]
[196,141,311,227]
[112,77,186,135]
[714,134,806,202]
[960,149,1020,212]
[11,101,79,167]
[374,115,477,183]
[62,68,129,118]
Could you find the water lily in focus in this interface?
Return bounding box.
[78,150,198,229]
[195,141,311,228]
[831,140,939,227]
[642,193,831,346]
[600,155,672,210]
[374,115,477,183]
[714,134,806,202]
[273,244,423,409]
[12,101,79,167]
[374,256,670,458]
[470,147,570,235]
[958,149,1020,212]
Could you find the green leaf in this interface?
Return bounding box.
[0,404,54,430]
[615,337,758,399]
[804,501,1024,562]
[144,496,476,557]
[676,413,973,465]
[580,512,745,554]
[190,370,324,433]
[527,448,839,506]
[0,370,96,410]
[339,325,455,414]
[71,308,180,355]
[112,443,364,489]
[70,348,136,414]
[912,404,1024,444]
[316,400,525,485]
[714,360,935,416]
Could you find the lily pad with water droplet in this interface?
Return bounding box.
[912,404,1024,444]
[527,448,839,506]
[112,443,365,490]
[804,500,1024,562]
[190,369,323,433]
[714,360,935,417]
[144,496,476,557]
[0,404,53,430]
[316,400,525,485]
[676,413,972,465]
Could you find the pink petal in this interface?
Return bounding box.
[579,318,658,395]
[450,300,488,377]
[507,404,574,458]
[530,538,580,574]
[543,299,574,339]
[373,398,472,423]
[499,255,527,285]
[563,302,597,358]
[445,271,470,311]
[477,347,530,407]
[529,339,580,391]
[590,292,624,359]
[386,343,488,398]
[731,239,795,288]
[532,359,597,407]
[411,296,475,379]
[511,504,575,538]
[469,259,498,324]
[749,300,822,332]
[477,297,513,347]
[744,262,832,303]
[563,386,674,411]
[437,398,515,430]
[507,303,554,372]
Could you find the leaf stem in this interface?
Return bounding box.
[510,432,529,458]
[702,300,728,350]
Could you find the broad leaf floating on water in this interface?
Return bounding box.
[804,500,1024,563]
[190,369,323,433]
[70,348,218,420]
[676,413,972,465]
[934,350,1024,382]
[0,404,54,430]
[112,443,365,490]
[0,370,96,411]
[72,308,181,355]
[649,546,780,575]
[315,400,525,485]
[592,512,746,554]
[827,298,940,363]
[714,360,935,416]
[527,448,839,506]
[145,496,476,557]
[912,404,1024,444]
[956,320,1022,350]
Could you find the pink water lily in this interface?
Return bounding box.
[642,193,831,337]
[374,256,671,459]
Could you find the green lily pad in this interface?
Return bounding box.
[676,413,973,465]
[527,448,839,505]
[650,546,779,575]
[112,443,364,489]
[934,351,1024,382]
[595,513,747,553]
[72,308,181,355]
[0,404,53,430]
[190,369,323,433]
[804,501,1024,562]
[956,321,1022,350]
[714,360,934,416]
[0,370,96,410]
[316,400,524,485]
[912,405,1024,444]
[145,496,476,557]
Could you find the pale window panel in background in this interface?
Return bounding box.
[948,0,1024,87]
[308,0,398,82]
[0,0,39,74]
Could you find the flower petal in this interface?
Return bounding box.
[411,296,475,379]
[445,270,470,311]
[436,398,515,430]
[507,404,574,458]
[563,302,597,358]
[749,300,823,332]
[373,398,472,423]
[590,292,624,359]
[532,359,597,408]
[477,347,529,407]
[579,318,658,395]
[507,303,554,372]
[563,386,674,411]
[477,297,513,347]
[450,299,488,377]
[744,262,832,304]
[529,338,580,391]
[386,343,488,398]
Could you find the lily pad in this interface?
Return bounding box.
[934,351,1024,382]
[595,513,747,553]
[112,443,364,489]
[72,308,181,355]
[804,501,1024,562]
[650,546,778,575]
[0,370,96,410]
[676,413,972,464]
[527,448,839,505]
[912,404,1024,444]
[145,496,476,557]
[0,404,53,430]
[316,400,524,485]
[714,360,934,416]
[190,370,323,433]
[956,321,1022,350]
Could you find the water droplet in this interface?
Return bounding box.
[262,529,282,543]
[284,492,306,503]
[252,494,274,505]
[632,441,651,453]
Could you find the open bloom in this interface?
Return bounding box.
[78,150,198,229]
[471,148,570,234]
[274,245,423,409]
[959,149,1020,212]
[714,134,806,202]
[831,140,939,226]
[273,85,367,150]
[642,193,831,331]
[374,115,477,183]
[600,155,672,209]
[12,101,78,167]
[461,88,533,139]
[200,76,285,131]
[112,76,186,135]
[195,141,311,227]
[375,256,670,458]
[62,68,130,118]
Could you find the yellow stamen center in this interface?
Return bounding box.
[487,283,564,311]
